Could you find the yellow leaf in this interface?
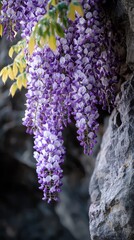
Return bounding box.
[1,67,9,83]
[74,4,84,17]
[8,67,15,80]
[9,47,14,58]
[18,63,24,74]
[0,24,3,37]
[40,36,48,47]
[28,36,35,55]
[2,72,8,84]
[22,77,27,88]
[51,0,56,6]
[22,61,26,69]
[48,35,56,51]
[13,62,18,77]
[17,75,23,90]
[10,83,18,97]
[0,67,7,77]
[68,3,75,21]
[40,37,45,47]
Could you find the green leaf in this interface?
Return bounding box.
[57,2,68,11]
[38,24,44,36]
[48,9,56,19]
[55,23,64,38]
[62,16,68,28]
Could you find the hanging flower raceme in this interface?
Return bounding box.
[70,0,119,155]
[71,69,99,155]
[0,0,47,39]
[0,0,24,39]
[0,0,120,202]
[34,124,65,203]
[22,24,77,202]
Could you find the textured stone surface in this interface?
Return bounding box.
[89,78,134,239]
[89,1,134,239]
[123,0,134,69]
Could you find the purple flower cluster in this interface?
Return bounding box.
[0,0,47,39]
[71,0,119,152]
[1,0,120,202]
[34,124,65,203]
[23,29,75,202]
[71,69,99,154]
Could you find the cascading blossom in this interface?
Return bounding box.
[34,124,65,203]
[70,0,119,154]
[71,69,99,154]
[0,0,120,202]
[23,25,76,202]
[0,0,47,39]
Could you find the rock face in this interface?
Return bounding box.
[89,78,134,240]
[89,1,134,239]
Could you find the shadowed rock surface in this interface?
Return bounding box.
[89,0,134,239]
[89,78,134,240]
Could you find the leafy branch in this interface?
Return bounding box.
[28,0,84,52]
[0,0,83,96]
[0,40,27,96]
